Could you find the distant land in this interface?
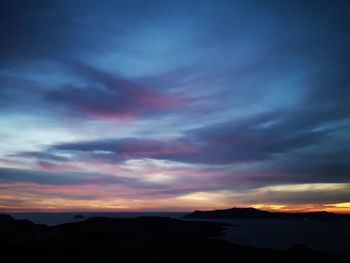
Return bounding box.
[184,207,350,221]
[1,214,349,262]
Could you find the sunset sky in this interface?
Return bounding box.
[0,0,349,213]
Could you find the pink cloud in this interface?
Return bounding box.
[120,139,199,158]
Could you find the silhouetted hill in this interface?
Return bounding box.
[0,214,348,263]
[0,214,48,243]
[184,207,350,221]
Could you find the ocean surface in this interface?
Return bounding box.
[189,218,350,257]
[9,212,350,257]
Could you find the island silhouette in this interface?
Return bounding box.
[183,207,350,221]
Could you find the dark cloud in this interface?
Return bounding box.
[0,167,126,185]
[51,109,331,164]
[243,187,350,205]
[0,62,189,120]
[8,151,69,162]
[48,103,350,187]
[46,63,187,119]
[53,137,198,159]
[186,111,332,163]
[0,74,47,114]
[0,166,181,190]
[270,151,350,185]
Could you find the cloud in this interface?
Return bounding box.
[47,103,350,189]
[0,63,190,121]
[0,167,127,186]
[8,151,69,162]
[244,183,350,205]
[51,109,330,164]
[1,0,350,211]
[53,137,198,158]
[46,63,187,119]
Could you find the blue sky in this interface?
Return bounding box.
[0,0,350,212]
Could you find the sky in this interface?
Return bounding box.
[0,0,350,213]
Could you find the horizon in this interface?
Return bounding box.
[4,205,350,215]
[1,1,350,214]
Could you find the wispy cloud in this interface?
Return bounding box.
[0,0,349,211]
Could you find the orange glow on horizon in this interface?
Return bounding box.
[1,198,350,214]
[1,182,350,214]
[247,203,350,214]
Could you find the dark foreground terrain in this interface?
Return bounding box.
[0,214,348,263]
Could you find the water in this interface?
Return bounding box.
[188,218,350,257]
